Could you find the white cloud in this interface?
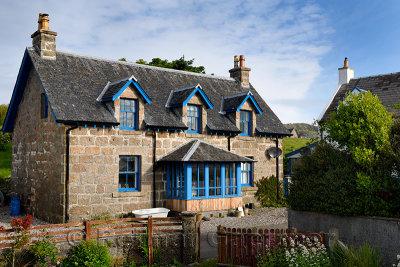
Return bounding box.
[0,0,331,123]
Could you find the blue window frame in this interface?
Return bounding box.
[167,163,184,198]
[241,161,252,186]
[166,162,241,200]
[187,104,201,133]
[225,163,237,195]
[120,98,137,130]
[191,163,206,197]
[41,93,48,119]
[240,110,251,136]
[209,164,222,196]
[119,156,140,191]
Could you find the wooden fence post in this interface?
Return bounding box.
[85,220,91,241]
[148,216,154,265]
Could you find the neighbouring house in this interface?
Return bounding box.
[319,57,400,122]
[287,128,298,138]
[1,14,289,223]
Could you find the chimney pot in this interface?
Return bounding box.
[229,54,251,87]
[239,55,245,67]
[32,13,57,59]
[344,57,348,68]
[234,55,239,68]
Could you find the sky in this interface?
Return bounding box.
[1,0,400,124]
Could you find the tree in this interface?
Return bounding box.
[0,104,8,126]
[120,56,206,74]
[324,91,393,171]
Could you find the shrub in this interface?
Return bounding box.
[62,241,112,267]
[28,234,58,266]
[330,242,381,267]
[255,176,285,207]
[0,132,11,151]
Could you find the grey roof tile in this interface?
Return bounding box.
[157,139,255,162]
[27,48,289,135]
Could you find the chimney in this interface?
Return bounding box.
[338,57,354,85]
[229,55,251,87]
[31,13,57,59]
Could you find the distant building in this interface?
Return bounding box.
[287,128,298,138]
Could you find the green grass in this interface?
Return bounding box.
[283,138,314,156]
[0,143,12,179]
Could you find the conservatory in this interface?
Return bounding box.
[158,139,254,211]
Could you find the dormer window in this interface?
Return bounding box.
[187,104,201,133]
[120,98,137,130]
[239,110,251,136]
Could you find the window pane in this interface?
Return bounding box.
[225,164,230,186]
[232,164,236,185]
[209,164,214,187]
[199,189,205,197]
[226,188,230,195]
[209,189,215,196]
[216,164,221,187]
[192,164,198,188]
[232,188,237,195]
[127,156,137,172]
[119,157,127,172]
[119,174,126,188]
[199,163,205,188]
[216,188,221,195]
[192,190,198,197]
[120,112,126,127]
[127,173,136,188]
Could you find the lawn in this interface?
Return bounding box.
[0,143,11,179]
[283,137,314,156]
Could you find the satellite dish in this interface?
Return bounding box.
[267,147,282,158]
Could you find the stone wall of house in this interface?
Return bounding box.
[68,125,282,221]
[12,68,66,223]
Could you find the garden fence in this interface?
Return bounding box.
[0,216,183,265]
[217,227,325,267]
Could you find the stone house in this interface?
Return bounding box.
[319,57,400,122]
[2,14,290,223]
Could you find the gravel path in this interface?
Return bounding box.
[200,207,288,233]
[0,205,50,229]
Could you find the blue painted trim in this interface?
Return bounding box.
[236,163,242,197]
[187,104,201,134]
[108,80,151,104]
[185,164,192,200]
[236,94,262,114]
[3,50,32,133]
[221,164,225,198]
[181,86,213,109]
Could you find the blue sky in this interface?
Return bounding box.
[0,0,400,124]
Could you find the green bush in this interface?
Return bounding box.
[0,132,11,151]
[287,143,400,217]
[255,176,285,207]
[330,242,381,267]
[29,236,58,266]
[62,241,112,267]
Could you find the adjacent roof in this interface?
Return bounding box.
[285,142,318,159]
[166,84,213,109]
[3,47,289,135]
[157,139,255,162]
[221,91,262,114]
[320,72,400,122]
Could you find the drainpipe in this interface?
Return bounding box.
[227,136,232,151]
[152,130,157,208]
[65,124,78,223]
[275,137,280,201]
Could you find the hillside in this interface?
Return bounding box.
[285,123,318,139]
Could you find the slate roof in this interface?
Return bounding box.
[320,72,400,122]
[221,92,248,112]
[5,47,289,135]
[101,78,131,100]
[157,139,255,162]
[166,85,197,107]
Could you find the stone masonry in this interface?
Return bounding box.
[12,68,66,223]
[12,78,283,223]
